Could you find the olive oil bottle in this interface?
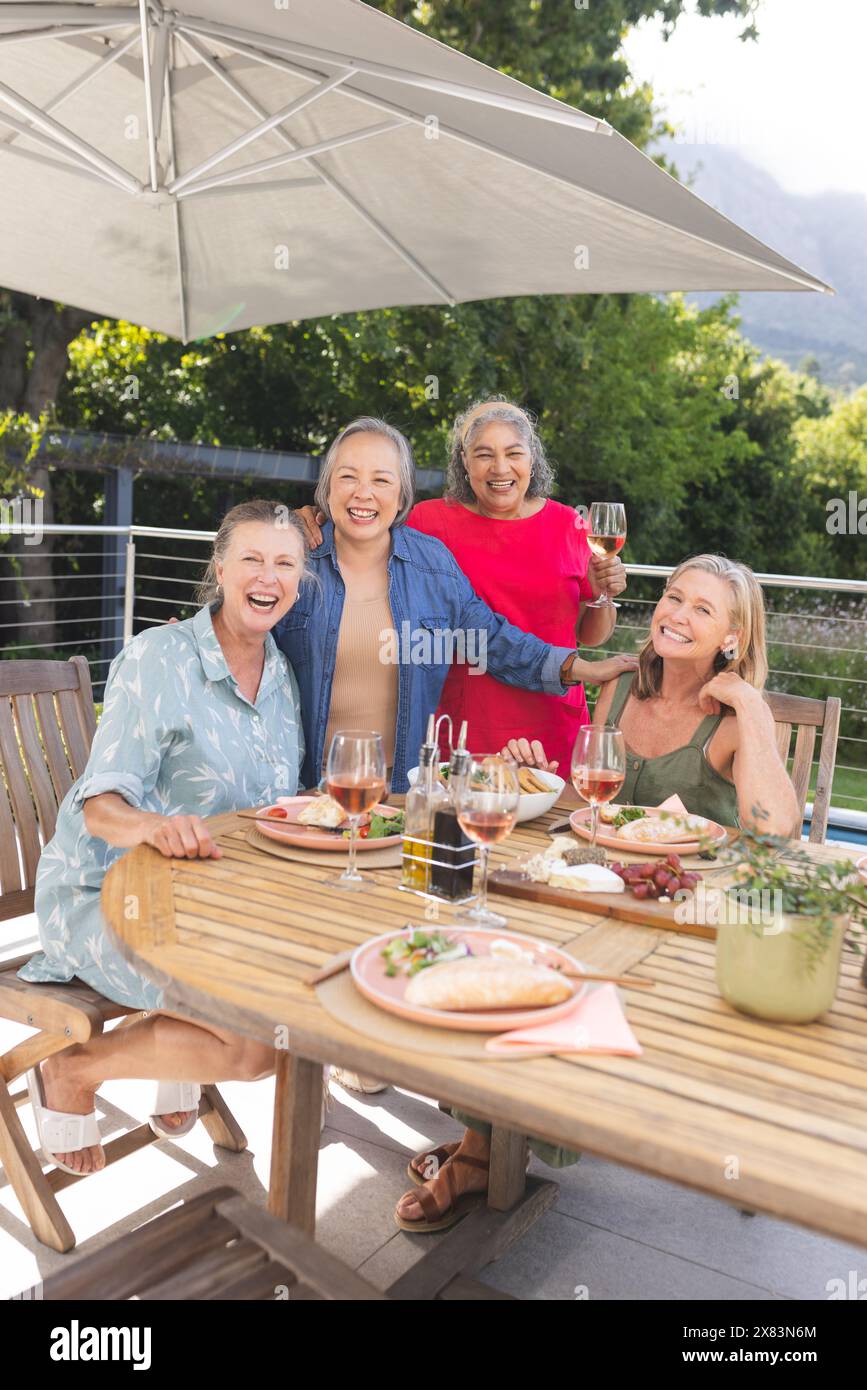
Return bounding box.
[401,719,447,893]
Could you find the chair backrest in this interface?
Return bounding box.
[765,690,841,844]
[0,656,97,922]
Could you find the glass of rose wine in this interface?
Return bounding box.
[571,725,626,856]
[586,501,627,609]
[325,730,386,891]
[455,754,520,928]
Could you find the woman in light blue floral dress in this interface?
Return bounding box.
[20,501,308,1176]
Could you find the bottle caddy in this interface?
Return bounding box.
[400,715,478,904]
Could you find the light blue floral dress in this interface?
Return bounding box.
[18,604,304,1010]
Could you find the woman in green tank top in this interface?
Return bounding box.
[394,556,800,1233]
[593,554,798,837]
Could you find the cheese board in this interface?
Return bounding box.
[488,867,720,940]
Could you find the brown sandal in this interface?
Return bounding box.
[395,1152,489,1233]
[406,1142,460,1187]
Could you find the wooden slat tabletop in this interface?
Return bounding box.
[101,805,867,1248]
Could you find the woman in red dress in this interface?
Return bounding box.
[407,398,628,770]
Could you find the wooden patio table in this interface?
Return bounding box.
[100,796,867,1297]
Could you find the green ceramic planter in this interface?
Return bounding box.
[715,910,847,1023]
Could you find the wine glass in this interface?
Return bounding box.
[571,725,626,857]
[586,501,627,609]
[325,730,386,891]
[455,754,520,928]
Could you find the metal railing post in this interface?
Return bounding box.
[123,537,136,645]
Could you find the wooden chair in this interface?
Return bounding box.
[0,657,247,1254]
[766,691,841,843]
[16,1186,387,1301]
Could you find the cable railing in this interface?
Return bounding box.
[2,524,865,828]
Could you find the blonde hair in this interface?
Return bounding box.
[197,500,311,608]
[633,554,768,699]
[446,397,555,502]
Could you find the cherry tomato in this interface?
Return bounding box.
[265,806,288,818]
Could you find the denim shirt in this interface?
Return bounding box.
[273,521,574,793]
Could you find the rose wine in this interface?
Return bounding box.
[573,768,625,804]
[458,810,516,845]
[327,776,385,817]
[587,534,626,558]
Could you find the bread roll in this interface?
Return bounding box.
[404,956,572,1011]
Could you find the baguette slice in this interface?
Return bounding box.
[404,956,572,1012]
[617,814,709,844]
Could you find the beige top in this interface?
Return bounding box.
[323,591,398,774]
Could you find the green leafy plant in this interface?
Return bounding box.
[728,811,867,972]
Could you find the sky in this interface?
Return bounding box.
[622,0,867,201]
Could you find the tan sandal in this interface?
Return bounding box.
[406,1142,460,1187]
[395,1152,489,1234]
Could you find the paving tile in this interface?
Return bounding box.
[543,1153,866,1301]
[477,1209,783,1302]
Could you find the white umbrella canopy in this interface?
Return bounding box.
[0,1,832,340]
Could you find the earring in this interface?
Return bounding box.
[464,470,470,483]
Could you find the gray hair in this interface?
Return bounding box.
[445,398,555,504]
[197,499,313,608]
[314,417,416,527]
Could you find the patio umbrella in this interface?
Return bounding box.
[0,1,831,340]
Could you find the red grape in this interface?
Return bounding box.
[632,882,650,899]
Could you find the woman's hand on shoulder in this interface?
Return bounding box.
[697,670,761,717]
[500,738,559,773]
[143,814,222,859]
[295,506,326,549]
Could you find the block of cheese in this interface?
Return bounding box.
[545,861,625,893]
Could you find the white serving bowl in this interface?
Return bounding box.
[405,764,565,824]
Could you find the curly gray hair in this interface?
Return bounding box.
[445,398,555,504]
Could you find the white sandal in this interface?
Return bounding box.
[26,1066,102,1177]
[148,1082,202,1139]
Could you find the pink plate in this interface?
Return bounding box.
[351,927,588,1032]
[254,797,402,851]
[569,806,728,857]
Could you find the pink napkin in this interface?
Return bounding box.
[485,983,642,1057]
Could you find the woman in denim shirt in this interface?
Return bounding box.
[276,417,635,794]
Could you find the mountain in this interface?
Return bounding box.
[652,140,867,388]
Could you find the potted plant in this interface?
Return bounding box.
[715,817,867,1024]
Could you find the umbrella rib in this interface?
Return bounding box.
[175,121,408,199]
[0,74,140,192]
[0,21,134,46]
[171,12,610,135]
[138,0,159,192]
[0,107,124,189]
[0,30,139,152]
[167,70,351,195]
[164,30,188,342]
[175,30,454,304]
[184,26,828,294]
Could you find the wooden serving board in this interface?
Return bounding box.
[489,868,717,940]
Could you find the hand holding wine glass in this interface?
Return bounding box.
[571,725,626,857]
[586,502,627,609]
[325,730,386,891]
[456,754,520,928]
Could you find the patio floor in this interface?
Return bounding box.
[2,916,864,1301]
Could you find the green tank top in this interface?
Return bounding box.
[606,673,740,828]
